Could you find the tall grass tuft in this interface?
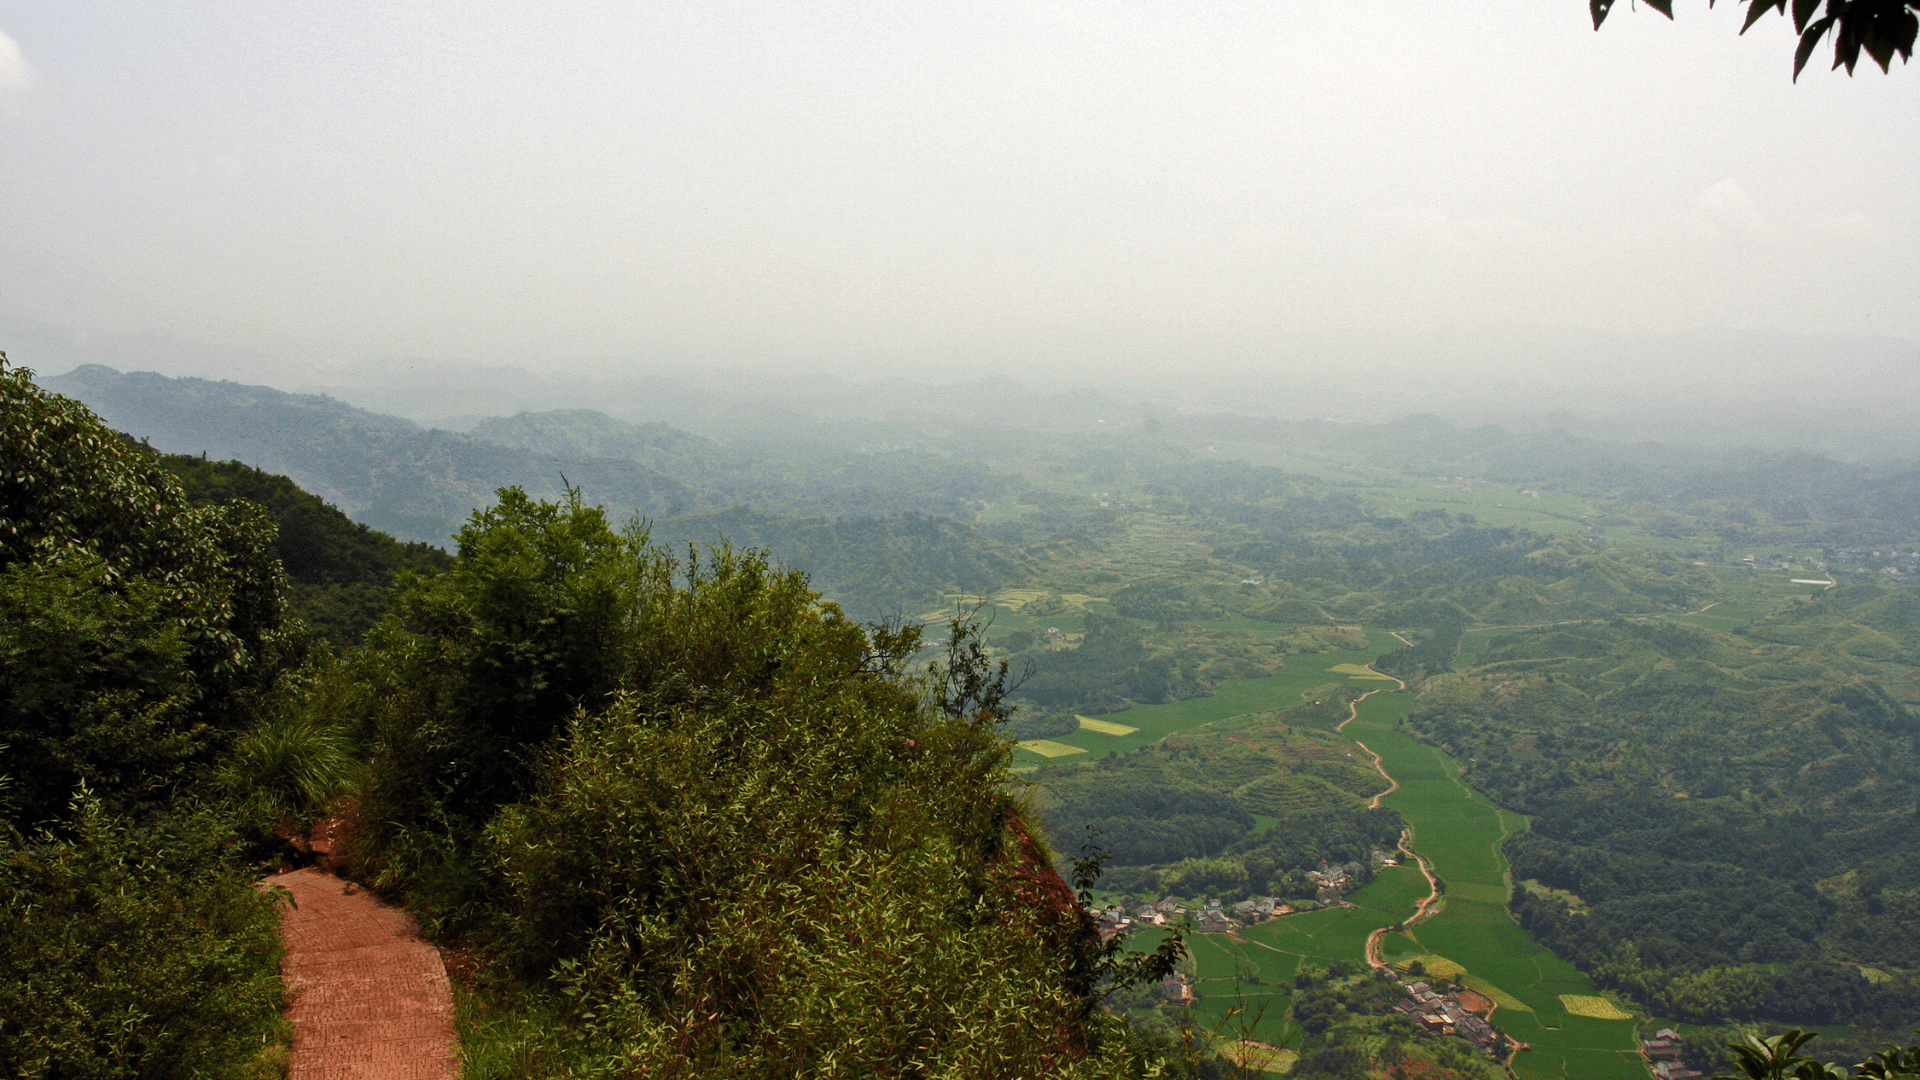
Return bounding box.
[222,711,359,820]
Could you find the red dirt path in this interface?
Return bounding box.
[265,867,458,1080]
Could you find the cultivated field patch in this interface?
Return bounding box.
[1016,739,1087,758]
[1220,1041,1295,1076]
[1075,715,1139,736]
[1558,995,1633,1020]
[1396,953,1466,978]
[1462,975,1532,1013]
[1328,663,1395,679]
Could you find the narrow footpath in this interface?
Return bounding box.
[264,866,458,1080]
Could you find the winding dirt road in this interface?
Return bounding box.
[1333,669,1444,970]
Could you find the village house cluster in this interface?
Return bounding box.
[1310,854,1392,903]
[1641,1029,1701,1080]
[1089,852,1400,942]
[1089,894,1301,943]
[1386,976,1501,1052]
[1832,548,1919,578]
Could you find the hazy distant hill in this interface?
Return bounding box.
[469,406,1014,521]
[40,367,1031,617]
[649,507,1032,621]
[46,365,695,543]
[469,409,734,484]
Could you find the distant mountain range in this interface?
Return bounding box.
[43,365,1029,618]
[47,365,696,544]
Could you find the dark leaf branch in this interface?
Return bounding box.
[1591,0,1918,78]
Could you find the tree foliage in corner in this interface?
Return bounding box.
[1592,0,1918,79]
[1704,1028,1920,1080]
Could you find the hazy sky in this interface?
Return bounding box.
[1,2,1914,388]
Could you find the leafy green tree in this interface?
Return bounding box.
[1707,1028,1920,1080]
[1,354,294,1078]
[2,354,293,825]
[0,797,287,1080]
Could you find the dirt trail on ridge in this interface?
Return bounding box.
[265,866,457,1080]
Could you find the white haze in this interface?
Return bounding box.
[0,2,1915,420]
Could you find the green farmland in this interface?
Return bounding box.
[1116,641,1643,1079]
[1345,689,1643,1080]
[1127,866,1432,1046]
[1014,631,1395,761]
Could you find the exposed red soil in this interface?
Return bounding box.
[264,866,457,1080]
[1454,988,1496,1014]
[999,812,1095,950]
[994,812,1100,1062]
[275,798,365,877]
[435,940,485,991]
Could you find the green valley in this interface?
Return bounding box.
[14,358,1920,1079]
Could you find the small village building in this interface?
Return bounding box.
[1159,973,1193,1004]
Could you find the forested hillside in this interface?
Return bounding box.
[1406,602,1920,1028]
[476,407,1017,519]
[161,454,450,640]
[48,368,1031,620]
[651,506,1030,621]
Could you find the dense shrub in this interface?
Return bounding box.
[2,357,294,824]
[349,487,1173,1077]
[0,800,288,1079]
